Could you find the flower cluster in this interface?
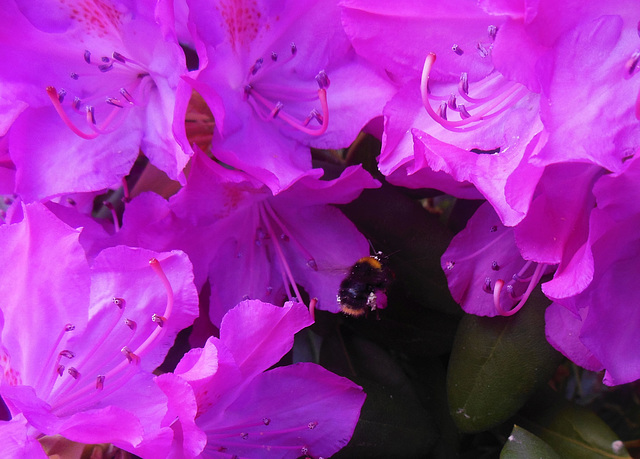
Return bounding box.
[2,0,640,456]
[341,0,640,386]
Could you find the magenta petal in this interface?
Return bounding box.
[340,0,499,82]
[0,414,48,458]
[198,362,365,459]
[544,302,603,372]
[2,385,145,447]
[220,300,313,378]
[0,203,89,385]
[534,14,640,172]
[156,373,207,458]
[442,202,531,316]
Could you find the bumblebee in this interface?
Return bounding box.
[338,253,393,317]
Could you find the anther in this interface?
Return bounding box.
[308,421,318,429]
[271,52,278,61]
[452,44,464,55]
[491,261,500,271]
[70,72,79,80]
[315,70,330,89]
[112,297,126,308]
[96,375,105,390]
[250,58,263,75]
[241,433,249,440]
[59,350,75,359]
[119,88,134,104]
[57,89,67,103]
[65,324,75,332]
[98,62,114,72]
[459,72,469,95]
[86,106,96,124]
[121,346,140,364]
[307,259,318,271]
[67,367,80,379]
[458,104,471,118]
[57,365,64,376]
[447,94,457,110]
[84,50,91,64]
[124,318,137,330]
[72,97,81,111]
[437,102,447,120]
[300,446,309,455]
[290,42,297,55]
[626,51,640,77]
[263,418,271,425]
[482,277,492,293]
[476,43,490,58]
[488,25,498,40]
[106,97,124,108]
[490,225,497,232]
[271,102,284,118]
[151,314,166,327]
[112,51,126,63]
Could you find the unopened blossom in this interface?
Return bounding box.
[183,0,394,193]
[170,299,365,458]
[116,148,379,325]
[0,203,199,456]
[0,0,191,201]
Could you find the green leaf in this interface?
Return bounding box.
[500,425,562,459]
[322,333,439,457]
[519,388,631,459]
[447,288,562,432]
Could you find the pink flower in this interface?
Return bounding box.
[183,0,393,193]
[0,0,191,201]
[0,203,199,456]
[545,154,640,386]
[171,299,365,458]
[116,148,379,325]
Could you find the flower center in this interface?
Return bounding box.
[242,43,330,136]
[420,53,529,133]
[46,49,152,140]
[32,258,174,417]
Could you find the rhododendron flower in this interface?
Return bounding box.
[116,148,380,325]
[0,0,191,201]
[0,203,199,456]
[545,155,640,386]
[171,299,365,458]
[341,0,546,226]
[183,0,393,193]
[341,1,640,228]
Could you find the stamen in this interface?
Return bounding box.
[102,201,120,232]
[262,203,317,270]
[245,86,329,136]
[488,25,498,40]
[46,86,98,140]
[84,50,91,64]
[258,205,304,303]
[96,375,105,390]
[420,53,528,132]
[452,44,464,55]
[493,263,547,316]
